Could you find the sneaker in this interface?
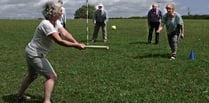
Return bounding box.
[103,40,107,43]
[92,40,96,43]
[17,95,31,101]
[169,55,176,60]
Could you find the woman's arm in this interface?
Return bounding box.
[156,23,164,33]
[58,27,79,43]
[49,32,85,49]
[180,24,184,38]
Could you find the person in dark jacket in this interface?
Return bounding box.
[92,3,108,43]
[147,3,162,44]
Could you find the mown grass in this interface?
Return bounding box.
[0,19,209,103]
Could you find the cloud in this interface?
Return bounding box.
[0,0,42,18]
[0,0,208,19]
[75,0,175,18]
[85,0,151,18]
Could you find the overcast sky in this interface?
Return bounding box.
[0,0,208,19]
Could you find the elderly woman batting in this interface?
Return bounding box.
[16,1,85,103]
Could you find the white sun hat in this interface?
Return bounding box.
[98,3,103,7]
[96,3,104,10]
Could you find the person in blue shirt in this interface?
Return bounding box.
[147,3,162,44]
[157,3,184,60]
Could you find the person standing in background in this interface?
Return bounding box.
[58,0,66,28]
[147,3,162,44]
[92,3,108,43]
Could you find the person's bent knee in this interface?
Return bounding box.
[45,72,57,80]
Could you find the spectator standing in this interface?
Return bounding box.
[92,3,108,43]
[147,3,162,44]
[58,0,66,28]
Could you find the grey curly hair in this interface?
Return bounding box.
[42,1,62,20]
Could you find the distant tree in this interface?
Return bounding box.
[74,5,95,19]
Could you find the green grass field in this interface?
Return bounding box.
[0,19,209,103]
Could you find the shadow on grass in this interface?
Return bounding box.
[80,39,106,43]
[129,41,148,45]
[133,53,169,59]
[2,94,43,103]
[79,39,88,43]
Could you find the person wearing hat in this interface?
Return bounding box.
[92,3,108,43]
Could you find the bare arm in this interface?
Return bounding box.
[180,24,184,38]
[58,27,79,43]
[156,23,164,33]
[49,32,85,49]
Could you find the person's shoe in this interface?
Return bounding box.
[169,54,176,60]
[92,40,96,43]
[103,40,107,43]
[16,95,31,101]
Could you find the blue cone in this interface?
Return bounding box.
[189,50,194,60]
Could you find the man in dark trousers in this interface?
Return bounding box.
[92,3,108,43]
[147,3,162,44]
